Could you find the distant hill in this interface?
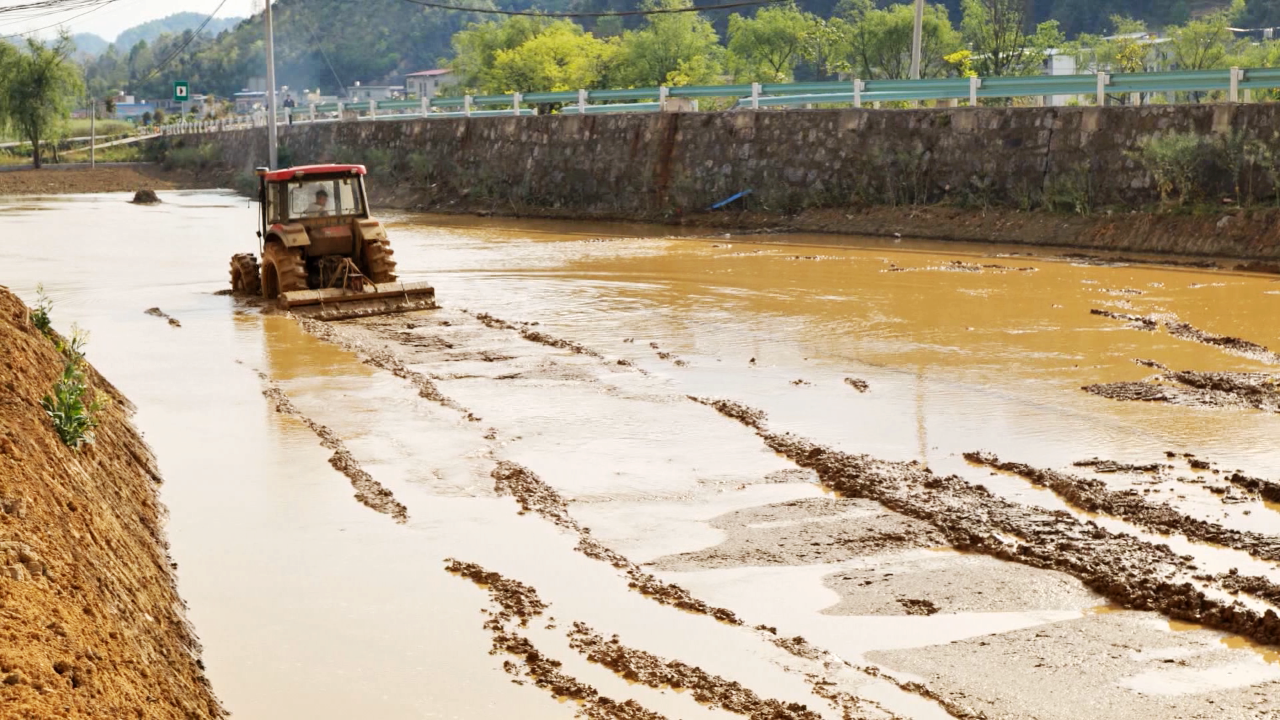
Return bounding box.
[70,32,109,58]
[115,12,244,51]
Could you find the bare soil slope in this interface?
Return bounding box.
[0,287,222,719]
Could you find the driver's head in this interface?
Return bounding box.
[315,188,329,206]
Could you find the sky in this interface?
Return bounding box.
[0,0,255,42]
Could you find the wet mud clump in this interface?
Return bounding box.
[1085,371,1280,414]
[697,396,1280,648]
[0,288,223,718]
[844,378,870,392]
[1222,472,1280,504]
[568,623,824,720]
[296,316,480,421]
[261,379,408,523]
[471,311,604,359]
[490,461,740,624]
[967,452,1280,563]
[143,307,181,327]
[446,560,669,720]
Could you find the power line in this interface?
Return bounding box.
[399,0,786,18]
[137,0,229,83]
[0,0,118,39]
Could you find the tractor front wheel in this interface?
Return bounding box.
[229,253,261,296]
[261,242,308,300]
[364,238,398,284]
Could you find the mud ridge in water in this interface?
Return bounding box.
[445,560,669,720]
[470,312,605,359]
[1088,308,1157,331]
[768,636,982,720]
[1093,308,1280,364]
[966,452,1280,563]
[1072,458,1166,474]
[1199,570,1280,607]
[294,316,481,421]
[691,397,1280,647]
[260,378,408,523]
[490,462,740,624]
[1164,321,1280,364]
[1085,371,1280,413]
[567,623,836,720]
[1222,472,1280,504]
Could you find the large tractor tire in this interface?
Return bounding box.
[363,238,398,284]
[229,253,261,295]
[261,241,309,300]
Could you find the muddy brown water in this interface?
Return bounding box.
[4,191,1280,719]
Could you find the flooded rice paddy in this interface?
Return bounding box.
[3,190,1280,719]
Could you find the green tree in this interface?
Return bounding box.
[963,0,1063,77]
[1168,6,1239,72]
[4,35,84,168]
[489,21,618,92]
[838,0,963,79]
[1071,16,1151,74]
[451,16,557,94]
[726,4,819,82]
[613,0,724,86]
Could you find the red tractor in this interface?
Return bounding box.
[230,164,435,320]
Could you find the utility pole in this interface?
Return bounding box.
[910,0,924,80]
[264,0,279,170]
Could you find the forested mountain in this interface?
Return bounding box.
[78,0,1249,101]
[114,13,245,52]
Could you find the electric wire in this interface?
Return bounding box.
[0,3,116,39]
[399,0,786,17]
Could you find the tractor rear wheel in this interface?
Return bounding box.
[261,241,308,299]
[364,238,398,284]
[229,253,261,295]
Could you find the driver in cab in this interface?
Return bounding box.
[304,187,331,216]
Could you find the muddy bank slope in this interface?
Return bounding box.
[0,287,222,718]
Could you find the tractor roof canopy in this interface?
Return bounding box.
[258,165,367,183]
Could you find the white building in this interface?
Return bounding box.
[404,69,457,100]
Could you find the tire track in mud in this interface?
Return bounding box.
[772,637,983,720]
[491,461,740,624]
[690,397,1280,648]
[448,560,868,720]
[294,316,481,421]
[287,315,959,718]
[566,624,831,720]
[966,452,1280,563]
[468,311,654,373]
[259,377,409,523]
[445,560,668,720]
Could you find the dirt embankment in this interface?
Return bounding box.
[0,166,217,196]
[0,287,222,718]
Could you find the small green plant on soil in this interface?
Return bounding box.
[30,284,53,335]
[56,324,89,366]
[42,362,103,450]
